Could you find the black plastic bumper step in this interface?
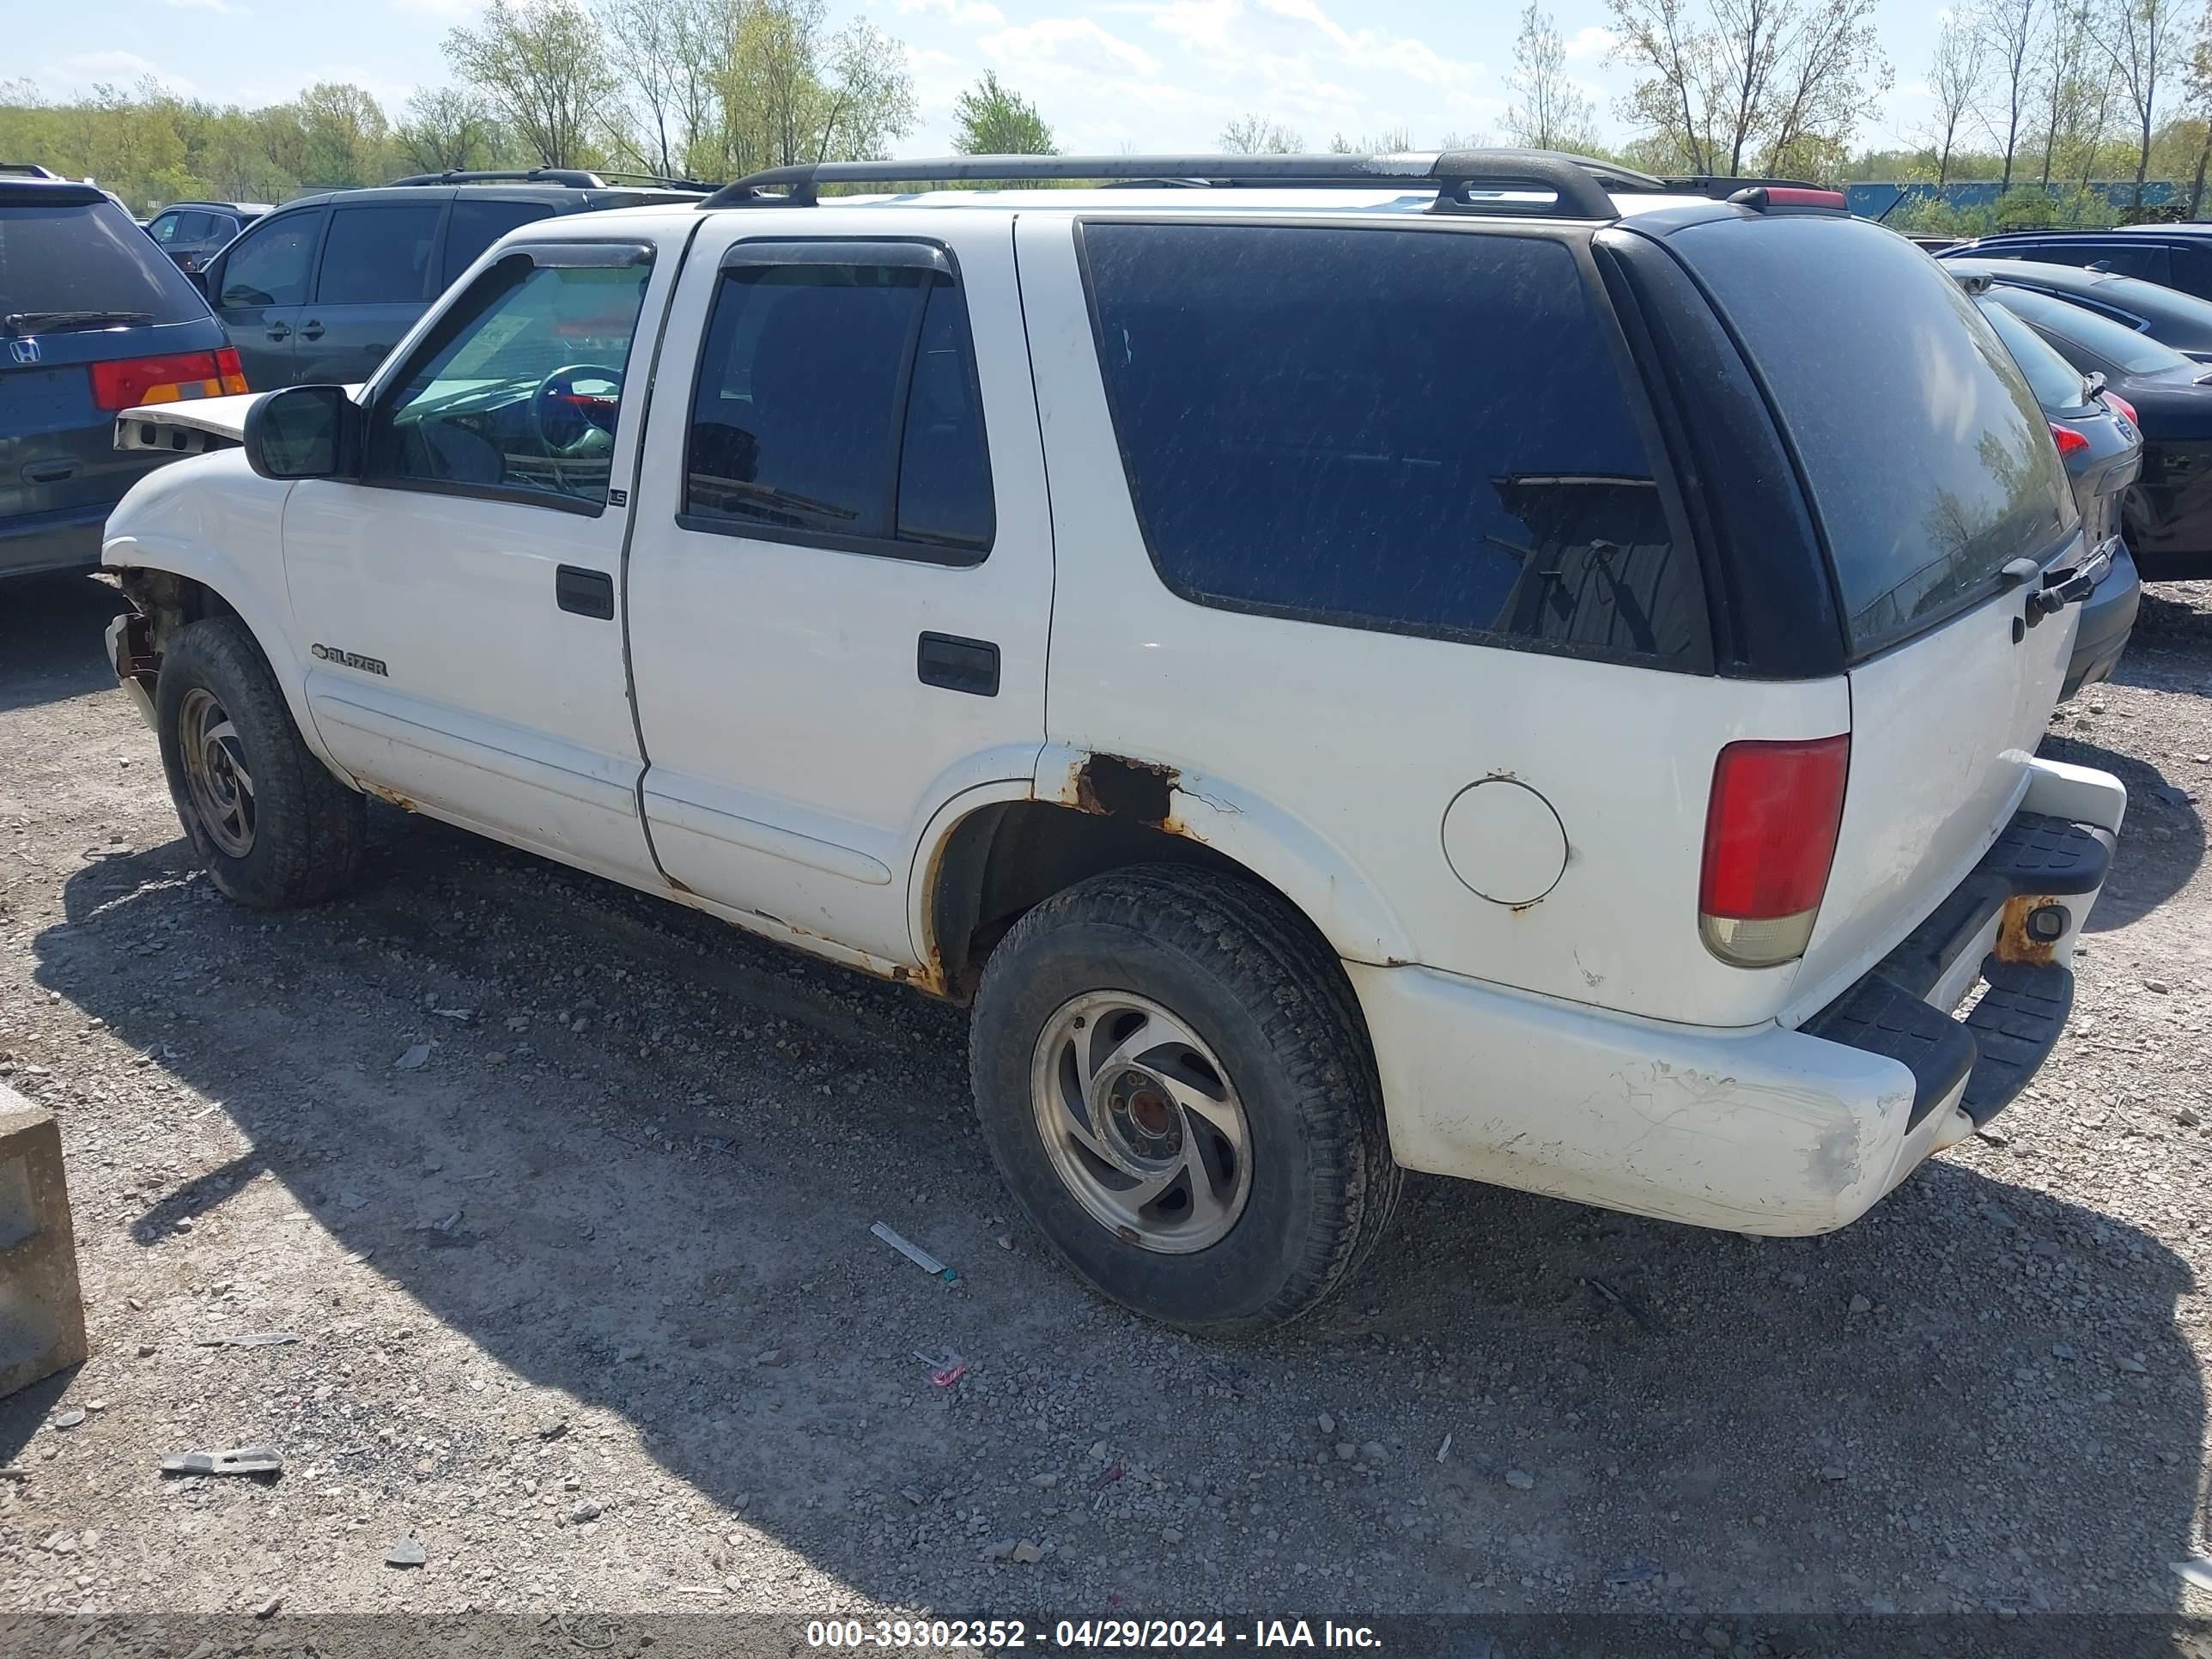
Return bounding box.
[1959,957,2075,1125]
[1802,973,1978,1131]
[1979,811,2112,896]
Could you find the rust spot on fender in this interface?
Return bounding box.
[1994,893,2061,966]
[364,784,418,813]
[1068,753,1181,830]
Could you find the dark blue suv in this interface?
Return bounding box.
[1,175,241,580]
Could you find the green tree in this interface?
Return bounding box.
[395,86,507,176]
[950,70,1054,155]
[1504,0,1599,149]
[444,0,620,168]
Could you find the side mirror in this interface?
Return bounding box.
[243,385,362,481]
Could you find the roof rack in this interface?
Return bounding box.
[386,168,619,189]
[0,162,63,179]
[697,151,1667,220]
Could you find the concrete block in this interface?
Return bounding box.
[0,1087,87,1397]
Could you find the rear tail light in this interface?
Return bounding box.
[1698,735,1850,969]
[2049,421,2090,457]
[88,346,248,411]
[2102,391,2139,427]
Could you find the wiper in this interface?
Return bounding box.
[5,310,154,336]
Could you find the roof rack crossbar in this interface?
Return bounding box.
[697,150,1655,220]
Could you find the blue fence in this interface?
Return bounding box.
[1845,179,2187,219]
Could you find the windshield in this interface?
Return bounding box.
[1976,295,2093,410]
[1988,283,2192,375]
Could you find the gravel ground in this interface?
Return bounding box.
[3,571,2212,1626]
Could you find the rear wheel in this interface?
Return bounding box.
[155,617,364,908]
[970,864,1401,1334]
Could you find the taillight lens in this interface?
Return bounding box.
[2102,390,2139,427]
[88,346,249,411]
[2049,421,2090,457]
[1698,735,1850,969]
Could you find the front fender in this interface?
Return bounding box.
[101,450,347,779]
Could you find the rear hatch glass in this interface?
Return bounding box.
[1,194,210,330]
[1674,217,2074,658]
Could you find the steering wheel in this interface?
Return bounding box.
[529,363,625,457]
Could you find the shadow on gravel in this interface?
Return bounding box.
[2036,732,2203,933]
[0,574,122,715]
[29,810,2209,1615]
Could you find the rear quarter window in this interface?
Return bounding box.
[1677,216,2073,657]
[0,197,208,324]
[1080,222,1705,666]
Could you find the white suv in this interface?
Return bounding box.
[101,152,2124,1332]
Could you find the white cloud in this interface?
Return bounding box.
[896,0,1006,26]
[161,0,238,11]
[37,52,194,94]
[1562,24,1613,60]
[981,16,1160,77]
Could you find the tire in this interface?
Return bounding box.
[155,616,365,908]
[970,863,1402,1334]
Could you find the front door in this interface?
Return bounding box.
[210,208,325,390]
[623,221,1054,969]
[279,238,666,884]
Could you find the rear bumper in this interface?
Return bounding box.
[0,503,107,579]
[2060,544,2139,701]
[1352,757,2124,1236]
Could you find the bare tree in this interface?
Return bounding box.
[444,0,621,168]
[1506,1,1601,149]
[1607,0,1888,175]
[1219,114,1304,153]
[1977,0,2042,186]
[2037,0,2101,184]
[1928,12,1988,181]
[2098,0,2181,206]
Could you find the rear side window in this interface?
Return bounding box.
[1679,216,2073,657]
[0,197,207,323]
[2083,241,2169,284]
[1080,222,1700,664]
[221,212,322,307]
[318,204,441,306]
[1976,297,2090,410]
[1990,283,2193,376]
[444,198,556,288]
[683,259,994,562]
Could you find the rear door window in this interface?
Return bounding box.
[1677,216,2073,657]
[317,204,442,306]
[443,199,556,288]
[2084,241,2170,284]
[0,195,207,323]
[1080,222,1700,664]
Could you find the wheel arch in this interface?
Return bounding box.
[913,744,1416,1002]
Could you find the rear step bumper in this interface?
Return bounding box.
[1802,809,2111,1130]
[1350,757,2124,1237]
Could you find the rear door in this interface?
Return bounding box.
[297,198,447,383]
[1670,215,2082,1012]
[210,207,325,388]
[0,185,220,575]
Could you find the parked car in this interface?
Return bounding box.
[1967,290,2141,696]
[1968,276,2212,581]
[0,173,243,580]
[1937,251,2212,359]
[199,170,705,391]
[144,200,270,276]
[99,152,2123,1331]
[1946,223,2212,303]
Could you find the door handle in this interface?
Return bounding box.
[555,564,615,620]
[917,631,1000,696]
[21,459,76,484]
[299,321,325,341]
[266,323,291,341]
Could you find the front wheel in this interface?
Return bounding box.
[970,864,1401,1334]
[155,616,365,908]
